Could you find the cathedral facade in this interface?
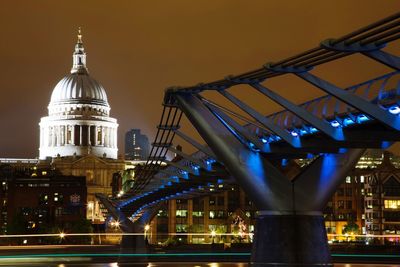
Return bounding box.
[37,30,126,223]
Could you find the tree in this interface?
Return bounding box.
[343,220,359,235]
[6,212,29,245]
[69,219,93,244]
[7,212,27,235]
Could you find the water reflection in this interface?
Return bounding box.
[1,262,400,267]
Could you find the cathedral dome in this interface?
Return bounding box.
[50,72,109,107]
[39,28,118,160]
[48,28,109,109]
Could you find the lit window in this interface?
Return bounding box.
[209,197,215,205]
[209,211,215,219]
[55,207,62,217]
[345,176,351,184]
[176,224,187,233]
[360,176,365,183]
[384,200,400,209]
[176,210,187,217]
[53,193,63,203]
[193,211,204,217]
[157,210,167,217]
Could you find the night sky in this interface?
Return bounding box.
[0,1,399,158]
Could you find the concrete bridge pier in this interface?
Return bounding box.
[96,194,154,262]
[117,209,157,266]
[251,149,364,266]
[176,93,365,266]
[251,214,330,266]
[119,221,148,253]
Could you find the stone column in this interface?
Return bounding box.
[64,125,68,145]
[88,125,91,145]
[52,126,56,147]
[111,128,115,148]
[105,127,109,147]
[55,126,58,146]
[47,126,51,147]
[71,125,75,145]
[109,127,112,148]
[58,126,62,146]
[61,126,64,145]
[101,126,105,146]
[79,125,83,146]
[94,126,98,146]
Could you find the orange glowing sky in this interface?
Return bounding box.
[0,1,399,157]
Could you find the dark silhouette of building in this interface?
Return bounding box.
[124,129,150,161]
[0,164,87,235]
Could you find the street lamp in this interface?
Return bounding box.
[87,202,94,222]
[144,224,150,244]
[211,230,216,244]
[59,232,66,244]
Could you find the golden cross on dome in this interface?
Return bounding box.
[77,27,82,43]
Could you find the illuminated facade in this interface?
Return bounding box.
[324,150,400,240]
[147,186,257,245]
[39,29,118,160]
[36,29,131,223]
[48,155,126,223]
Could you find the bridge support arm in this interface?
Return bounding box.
[174,130,216,159]
[96,193,135,233]
[293,149,366,211]
[175,93,292,212]
[96,194,156,253]
[174,93,369,266]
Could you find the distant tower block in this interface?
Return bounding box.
[124,129,150,160]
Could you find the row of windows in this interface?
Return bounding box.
[177,195,254,208]
[176,210,228,219]
[39,193,64,205]
[50,105,108,115]
[174,224,232,233]
[209,196,225,206]
[345,175,365,184]
[336,188,353,196]
[16,183,82,187]
[337,200,352,209]
[384,200,400,209]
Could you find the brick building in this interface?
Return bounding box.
[0,164,86,235]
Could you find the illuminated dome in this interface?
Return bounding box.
[50,73,109,107]
[39,28,118,160]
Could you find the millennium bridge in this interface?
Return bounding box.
[97,12,400,266]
